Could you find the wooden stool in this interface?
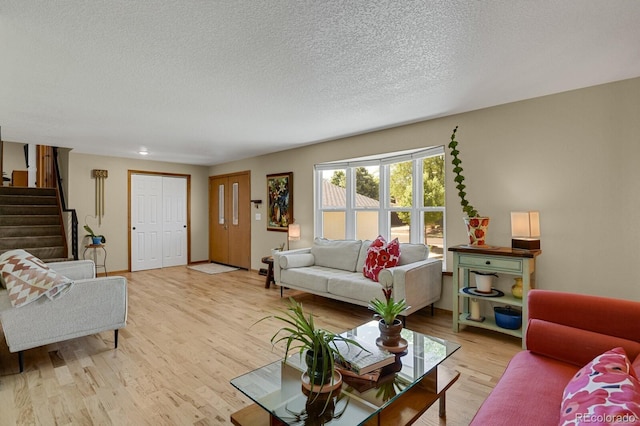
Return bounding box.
[261,256,275,288]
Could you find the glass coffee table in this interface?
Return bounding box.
[230,320,460,425]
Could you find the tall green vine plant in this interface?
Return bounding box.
[448,126,480,218]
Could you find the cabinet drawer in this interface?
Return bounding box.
[458,254,522,273]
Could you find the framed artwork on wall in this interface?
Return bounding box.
[267,172,293,232]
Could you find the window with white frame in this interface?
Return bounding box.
[314,146,445,263]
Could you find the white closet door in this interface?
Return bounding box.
[131,174,163,271]
[131,174,187,271]
[162,176,187,267]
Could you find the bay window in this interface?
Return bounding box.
[314,146,445,264]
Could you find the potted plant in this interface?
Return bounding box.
[84,225,105,245]
[260,298,366,392]
[448,125,490,245]
[368,284,408,349]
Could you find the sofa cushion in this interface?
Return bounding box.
[527,319,640,368]
[0,249,73,308]
[398,243,428,265]
[311,239,362,272]
[559,347,640,425]
[279,253,315,269]
[279,266,349,293]
[327,273,386,304]
[356,240,373,272]
[470,351,578,425]
[363,236,400,282]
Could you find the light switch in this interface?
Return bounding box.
[255,213,261,220]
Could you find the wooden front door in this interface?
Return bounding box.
[209,171,250,269]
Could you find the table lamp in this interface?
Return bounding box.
[511,211,540,250]
[287,222,301,250]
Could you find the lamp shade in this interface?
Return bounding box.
[288,223,301,241]
[510,211,540,238]
[511,211,540,250]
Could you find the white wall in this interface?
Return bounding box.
[211,77,640,306]
[67,153,210,272]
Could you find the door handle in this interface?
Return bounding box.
[183,225,187,228]
[132,227,136,230]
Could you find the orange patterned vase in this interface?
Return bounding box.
[464,217,490,246]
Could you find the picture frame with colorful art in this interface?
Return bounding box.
[267,172,293,232]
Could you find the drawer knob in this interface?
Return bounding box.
[485,260,491,265]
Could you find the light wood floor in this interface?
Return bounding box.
[0,267,521,425]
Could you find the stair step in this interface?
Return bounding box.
[0,187,57,197]
[0,215,61,226]
[0,205,60,216]
[0,246,67,261]
[0,215,60,226]
[0,235,66,250]
[0,194,58,206]
[0,225,62,237]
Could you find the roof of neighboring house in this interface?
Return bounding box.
[322,180,380,208]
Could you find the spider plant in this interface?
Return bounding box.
[258,298,366,390]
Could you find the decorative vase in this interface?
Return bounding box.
[92,236,102,245]
[377,318,403,347]
[463,217,490,246]
[511,277,523,299]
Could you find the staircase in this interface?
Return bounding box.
[0,186,69,262]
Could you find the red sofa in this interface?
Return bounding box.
[470,290,640,425]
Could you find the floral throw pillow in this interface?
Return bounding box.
[559,347,640,425]
[363,235,400,282]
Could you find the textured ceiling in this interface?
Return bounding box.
[1,1,640,166]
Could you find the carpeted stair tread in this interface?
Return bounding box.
[0,225,62,237]
[0,205,60,216]
[0,194,57,205]
[0,216,62,226]
[0,235,66,250]
[0,187,57,197]
[0,246,67,260]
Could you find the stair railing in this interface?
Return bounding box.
[52,147,79,260]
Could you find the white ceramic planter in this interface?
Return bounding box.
[474,273,495,293]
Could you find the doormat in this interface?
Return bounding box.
[187,263,239,275]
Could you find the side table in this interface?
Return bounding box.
[261,256,275,288]
[449,244,541,348]
[84,244,107,276]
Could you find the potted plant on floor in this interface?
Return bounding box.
[259,298,366,393]
[448,125,490,245]
[83,224,105,245]
[368,284,408,351]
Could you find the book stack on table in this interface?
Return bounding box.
[334,335,396,382]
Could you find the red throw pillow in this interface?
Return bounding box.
[363,235,400,282]
[559,347,640,425]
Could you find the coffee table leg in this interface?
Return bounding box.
[439,392,446,417]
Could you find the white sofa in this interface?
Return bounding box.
[0,259,128,372]
[274,238,442,317]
